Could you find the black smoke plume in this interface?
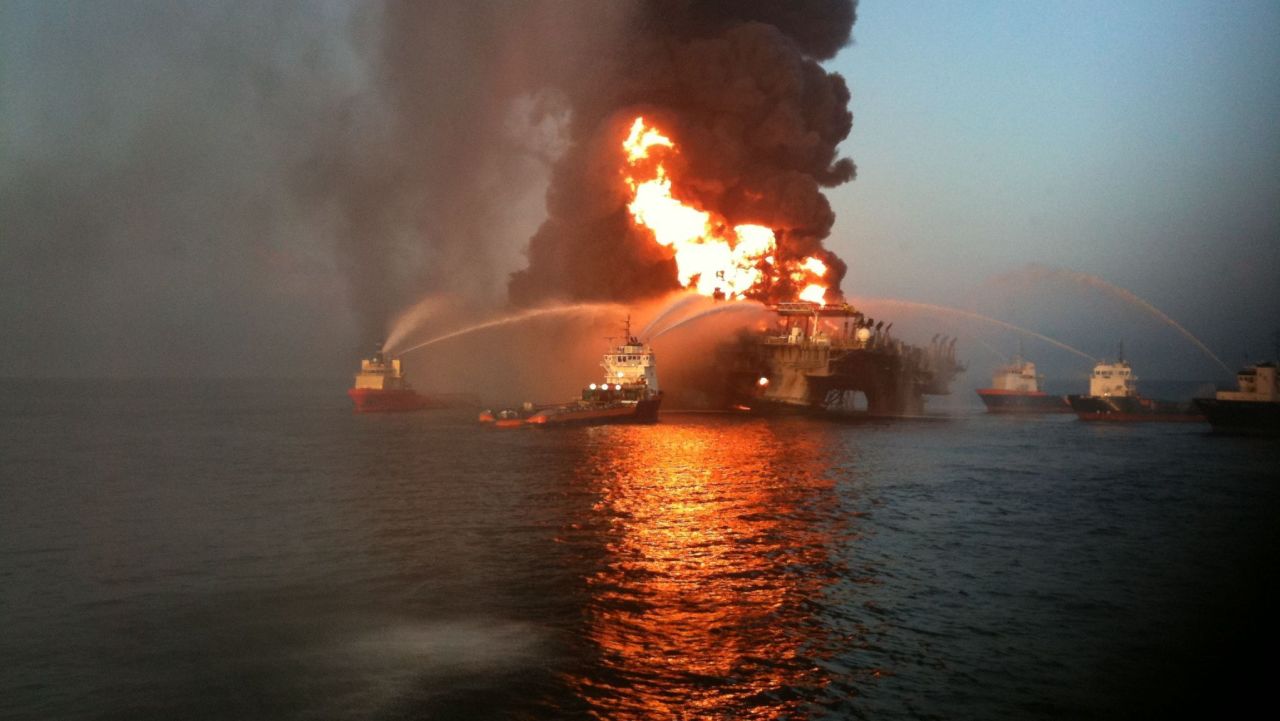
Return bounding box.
[508,0,859,306]
[1,1,855,376]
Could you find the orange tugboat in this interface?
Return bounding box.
[480,318,662,427]
[348,346,437,413]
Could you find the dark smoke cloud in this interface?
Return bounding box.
[305,2,631,336]
[1,1,854,376]
[508,0,858,306]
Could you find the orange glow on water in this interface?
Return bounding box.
[560,419,858,718]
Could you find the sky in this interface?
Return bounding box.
[2,0,1277,381]
[827,0,1280,379]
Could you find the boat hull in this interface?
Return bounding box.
[1193,398,1280,436]
[1067,394,1204,423]
[976,388,1071,414]
[528,397,662,426]
[348,388,435,413]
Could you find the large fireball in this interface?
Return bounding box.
[622,117,832,303]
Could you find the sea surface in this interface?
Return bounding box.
[2,379,1276,720]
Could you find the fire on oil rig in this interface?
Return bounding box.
[716,302,964,416]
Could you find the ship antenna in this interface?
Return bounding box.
[1117,340,1124,363]
[625,314,637,344]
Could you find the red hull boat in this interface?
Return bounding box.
[348,346,443,413]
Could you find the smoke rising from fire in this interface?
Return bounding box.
[508,0,859,307]
[2,1,857,376]
[0,1,629,375]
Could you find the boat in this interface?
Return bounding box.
[1066,356,1203,422]
[478,406,537,428]
[347,345,440,413]
[1193,361,1280,435]
[975,350,1070,414]
[479,318,662,427]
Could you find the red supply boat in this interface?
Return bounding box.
[480,318,662,427]
[348,346,438,413]
[975,352,1070,414]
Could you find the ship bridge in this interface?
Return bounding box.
[601,319,660,392]
[354,344,409,390]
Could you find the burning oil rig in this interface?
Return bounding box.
[715,302,964,416]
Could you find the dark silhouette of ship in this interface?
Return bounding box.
[1194,361,1280,435]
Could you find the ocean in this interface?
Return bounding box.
[2,379,1275,720]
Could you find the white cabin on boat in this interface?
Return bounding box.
[1089,360,1136,398]
[353,348,410,391]
[991,358,1041,393]
[1217,362,1279,402]
[602,337,660,392]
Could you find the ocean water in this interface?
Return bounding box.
[1,379,1276,720]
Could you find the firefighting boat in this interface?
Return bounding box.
[348,345,440,413]
[479,318,662,427]
[1066,353,1203,422]
[976,348,1071,414]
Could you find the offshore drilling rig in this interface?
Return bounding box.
[716,302,964,416]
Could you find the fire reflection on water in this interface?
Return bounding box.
[559,420,868,719]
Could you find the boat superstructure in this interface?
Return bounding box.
[1087,358,1138,398]
[975,350,1070,413]
[1067,352,1202,422]
[595,325,661,397]
[1194,361,1280,435]
[348,346,434,413]
[480,318,663,427]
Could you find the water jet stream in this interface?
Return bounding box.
[998,265,1231,374]
[398,303,624,355]
[852,297,1097,363]
[972,337,1011,364]
[384,295,449,354]
[649,302,766,340]
[639,293,704,340]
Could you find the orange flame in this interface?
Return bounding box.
[622,117,830,303]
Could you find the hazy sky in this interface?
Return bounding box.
[826,0,1279,379]
[3,0,1277,380]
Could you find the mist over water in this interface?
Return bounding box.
[383,295,451,354]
